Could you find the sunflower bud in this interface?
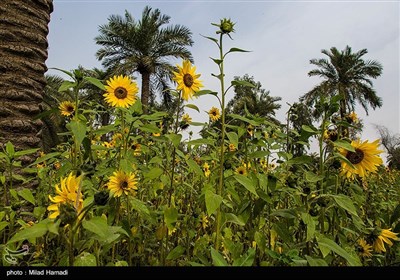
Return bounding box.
[59,203,77,226]
[215,18,235,35]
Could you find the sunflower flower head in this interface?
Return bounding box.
[346,111,359,124]
[103,75,138,108]
[59,101,76,117]
[215,18,235,35]
[368,228,399,253]
[47,173,84,221]
[172,60,203,101]
[339,139,383,180]
[107,170,138,197]
[357,239,373,258]
[235,166,247,176]
[203,162,211,178]
[208,107,221,122]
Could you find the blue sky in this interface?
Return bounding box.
[46,0,399,157]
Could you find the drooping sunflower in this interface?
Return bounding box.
[103,75,138,108]
[208,107,221,122]
[181,113,192,124]
[369,228,399,253]
[59,101,76,117]
[339,139,383,179]
[47,173,83,219]
[107,170,138,197]
[172,60,203,101]
[357,239,373,258]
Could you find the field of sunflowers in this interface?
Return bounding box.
[0,18,399,268]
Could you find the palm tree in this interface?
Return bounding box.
[0,0,53,166]
[95,6,194,113]
[301,46,383,123]
[227,74,282,124]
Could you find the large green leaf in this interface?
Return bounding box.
[73,252,96,266]
[130,197,150,216]
[18,189,35,205]
[186,158,203,177]
[166,245,185,260]
[333,140,355,152]
[8,221,48,244]
[144,167,163,180]
[332,194,358,217]
[234,175,258,196]
[316,235,361,266]
[165,133,182,148]
[210,248,228,266]
[226,132,238,148]
[84,76,105,90]
[305,255,328,266]
[232,248,255,266]
[164,207,178,228]
[68,120,86,146]
[205,189,223,216]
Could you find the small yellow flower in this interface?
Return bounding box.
[59,101,75,117]
[131,143,141,156]
[208,107,221,122]
[181,113,192,124]
[357,239,373,258]
[235,166,247,176]
[103,75,138,108]
[247,125,254,136]
[172,60,203,101]
[347,111,359,124]
[203,162,211,178]
[228,143,236,152]
[107,170,138,197]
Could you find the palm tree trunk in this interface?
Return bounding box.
[0,0,53,188]
[141,71,150,114]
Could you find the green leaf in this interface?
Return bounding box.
[73,252,96,266]
[14,148,39,158]
[332,194,359,217]
[187,138,215,147]
[201,35,219,45]
[68,120,86,146]
[0,221,9,233]
[286,155,313,165]
[234,175,258,196]
[5,141,15,158]
[228,114,260,126]
[390,203,400,224]
[225,47,251,57]
[205,189,223,216]
[185,104,200,112]
[210,57,223,65]
[332,152,355,169]
[84,76,105,90]
[301,213,316,242]
[210,248,228,266]
[82,217,109,239]
[166,245,185,260]
[164,207,178,229]
[249,150,269,159]
[270,209,297,219]
[232,248,255,266]
[50,67,74,79]
[186,158,204,177]
[8,221,48,244]
[18,189,35,205]
[305,171,324,183]
[144,167,163,180]
[305,255,328,266]
[316,235,361,266]
[193,90,218,97]
[333,140,355,152]
[58,80,76,92]
[231,80,255,88]
[130,197,150,216]
[165,133,182,148]
[137,123,160,133]
[301,125,318,134]
[226,132,238,148]
[224,213,245,226]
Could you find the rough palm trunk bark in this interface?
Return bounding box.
[0,0,53,188]
[141,71,150,114]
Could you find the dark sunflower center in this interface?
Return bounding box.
[239,169,244,175]
[183,74,194,87]
[67,106,74,112]
[120,180,129,190]
[114,87,128,99]
[346,148,364,164]
[212,111,217,116]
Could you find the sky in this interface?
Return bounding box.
[46,0,400,160]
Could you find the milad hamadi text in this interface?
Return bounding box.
[6,269,68,276]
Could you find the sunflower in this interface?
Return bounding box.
[208,107,221,122]
[357,239,373,258]
[59,101,75,117]
[228,143,236,152]
[172,60,203,101]
[370,228,399,253]
[107,170,138,197]
[346,111,359,124]
[235,166,247,176]
[203,162,211,178]
[47,173,83,220]
[131,143,141,156]
[103,75,138,108]
[181,113,192,124]
[339,139,383,179]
